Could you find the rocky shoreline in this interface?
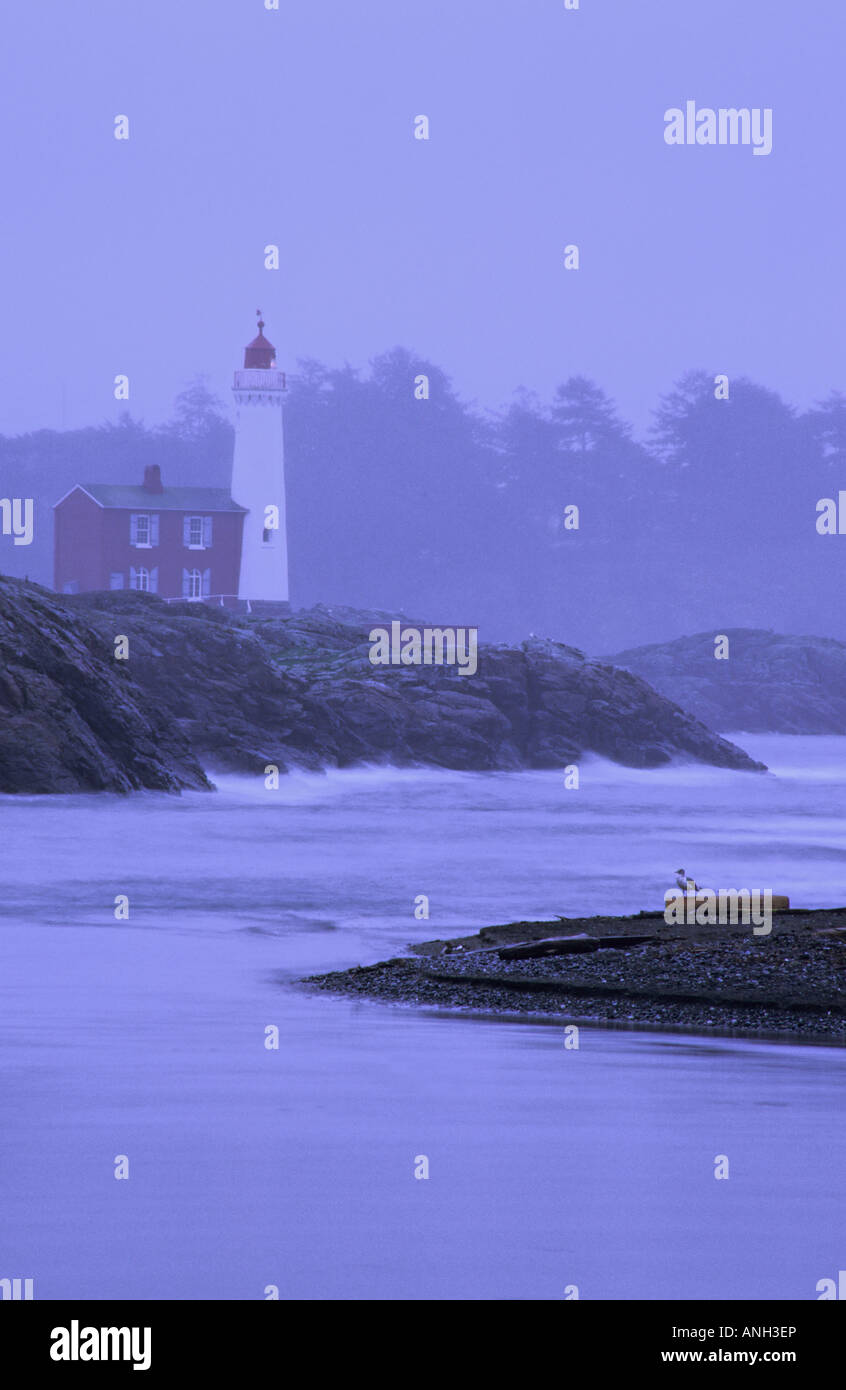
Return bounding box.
[304,908,846,1047]
[608,627,846,734]
[0,577,766,793]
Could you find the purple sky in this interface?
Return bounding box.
[1,0,842,436]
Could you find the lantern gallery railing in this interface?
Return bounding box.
[233,369,287,391]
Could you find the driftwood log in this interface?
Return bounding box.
[498,933,656,961]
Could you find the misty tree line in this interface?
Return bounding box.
[3,350,846,650]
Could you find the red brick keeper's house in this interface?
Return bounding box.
[53,464,246,601]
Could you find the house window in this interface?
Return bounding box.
[184,516,212,549]
[129,566,158,593]
[110,573,124,590]
[130,513,159,547]
[182,567,210,600]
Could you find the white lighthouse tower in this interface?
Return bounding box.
[230,312,289,603]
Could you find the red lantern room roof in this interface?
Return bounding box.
[244,311,276,369]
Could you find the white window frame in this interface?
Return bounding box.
[133,513,152,548]
[188,568,202,600]
[184,515,212,549]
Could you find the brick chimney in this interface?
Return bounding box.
[143,464,164,493]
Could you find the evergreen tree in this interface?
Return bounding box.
[801,390,846,470]
[551,376,632,456]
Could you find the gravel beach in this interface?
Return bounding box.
[304,908,846,1046]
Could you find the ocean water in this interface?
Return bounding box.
[0,734,844,1300]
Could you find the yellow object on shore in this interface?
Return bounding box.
[663,893,790,914]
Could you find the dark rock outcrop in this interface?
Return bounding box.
[0,578,765,792]
[0,576,210,793]
[608,628,846,734]
[63,589,763,777]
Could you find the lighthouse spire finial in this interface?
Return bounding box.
[243,311,275,369]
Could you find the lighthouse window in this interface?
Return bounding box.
[262,527,273,545]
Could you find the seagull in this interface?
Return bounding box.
[675,868,701,893]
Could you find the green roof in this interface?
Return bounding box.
[78,484,247,513]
